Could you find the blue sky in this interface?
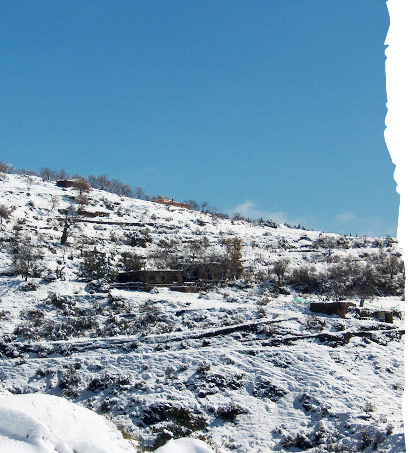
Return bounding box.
[1,0,397,237]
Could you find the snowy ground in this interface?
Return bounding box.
[0,391,209,453]
[0,174,405,452]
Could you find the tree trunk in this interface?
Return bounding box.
[360,298,365,307]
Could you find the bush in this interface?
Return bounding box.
[306,314,327,331]
[0,205,11,224]
[9,236,43,281]
[215,402,248,422]
[322,259,359,300]
[289,265,322,293]
[59,366,82,397]
[78,248,115,281]
[280,432,313,450]
[19,281,38,292]
[118,251,146,272]
[125,229,153,247]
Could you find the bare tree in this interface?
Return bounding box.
[223,237,243,279]
[111,179,133,197]
[72,177,91,194]
[0,161,13,173]
[184,199,199,210]
[76,193,89,210]
[88,174,112,191]
[56,168,70,180]
[50,195,59,211]
[40,167,56,181]
[24,176,34,190]
[135,186,145,199]
[272,258,290,285]
[10,237,43,281]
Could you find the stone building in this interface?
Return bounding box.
[152,198,190,209]
[115,262,226,290]
[116,269,184,286]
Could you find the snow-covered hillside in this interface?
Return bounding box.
[0,390,210,453]
[0,173,405,452]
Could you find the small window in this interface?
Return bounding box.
[149,275,155,282]
[161,275,166,282]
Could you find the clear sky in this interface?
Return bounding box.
[1,0,397,237]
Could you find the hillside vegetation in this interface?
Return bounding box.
[0,170,405,452]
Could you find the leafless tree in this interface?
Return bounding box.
[56,168,70,180]
[111,179,133,197]
[223,236,243,279]
[0,161,13,173]
[76,193,89,210]
[88,174,112,191]
[50,195,59,210]
[72,177,91,194]
[135,186,145,199]
[272,258,290,285]
[40,167,56,181]
[10,237,43,281]
[24,176,34,190]
[184,199,199,210]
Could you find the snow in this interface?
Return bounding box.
[155,438,215,453]
[0,393,135,452]
[0,174,405,452]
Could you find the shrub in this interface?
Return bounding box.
[139,300,160,327]
[78,248,115,281]
[357,429,374,451]
[46,292,76,311]
[125,229,153,247]
[289,265,322,293]
[59,366,82,397]
[0,205,11,224]
[215,402,248,422]
[280,432,313,450]
[306,314,327,331]
[118,251,146,271]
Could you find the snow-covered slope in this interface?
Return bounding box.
[0,392,136,452]
[0,174,405,452]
